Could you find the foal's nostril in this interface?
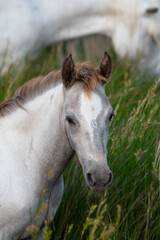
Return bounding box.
[86,173,95,187]
[108,172,113,184]
[104,172,113,186]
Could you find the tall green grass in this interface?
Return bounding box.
[0,41,159,240]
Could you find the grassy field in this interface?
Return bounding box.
[0,39,160,240]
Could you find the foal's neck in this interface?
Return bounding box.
[4,84,73,185]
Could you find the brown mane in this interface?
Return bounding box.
[0,62,107,118]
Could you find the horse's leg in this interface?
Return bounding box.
[47,174,64,219]
[36,175,64,240]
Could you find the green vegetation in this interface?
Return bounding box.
[0,39,160,240]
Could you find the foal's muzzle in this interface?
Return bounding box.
[85,166,113,191]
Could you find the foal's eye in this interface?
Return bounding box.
[109,113,114,122]
[66,116,76,125]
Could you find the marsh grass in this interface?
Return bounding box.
[0,40,159,240]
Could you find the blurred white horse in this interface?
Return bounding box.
[0,0,160,74]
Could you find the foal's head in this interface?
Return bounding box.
[62,52,113,191]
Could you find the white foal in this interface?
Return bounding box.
[0,52,114,239]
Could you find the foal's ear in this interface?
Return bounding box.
[98,51,112,81]
[62,54,76,87]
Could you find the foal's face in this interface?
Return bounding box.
[64,82,113,191]
[62,52,113,191]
